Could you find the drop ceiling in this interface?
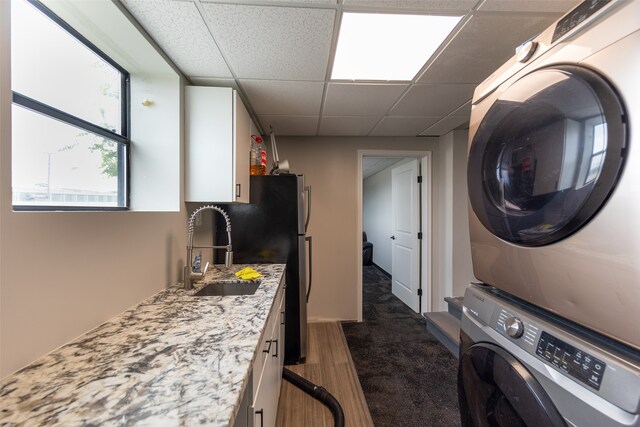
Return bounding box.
[120,0,579,137]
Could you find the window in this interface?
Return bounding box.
[11,0,130,210]
[585,122,607,185]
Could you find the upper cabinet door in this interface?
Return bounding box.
[185,86,251,203]
[233,91,251,203]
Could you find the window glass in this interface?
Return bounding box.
[11,0,122,133]
[11,0,129,210]
[12,105,120,207]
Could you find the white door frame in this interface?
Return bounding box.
[357,149,433,321]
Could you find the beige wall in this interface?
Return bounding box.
[275,135,472,320]
[439,131,476,303]
[451,131,477,296]
[0,1,188,377]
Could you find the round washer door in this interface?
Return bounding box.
[458,343,566,427]
[468,65,627,246]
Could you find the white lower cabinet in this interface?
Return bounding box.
[249,284,285,427]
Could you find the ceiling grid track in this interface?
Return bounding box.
[316,0,344,136]
[192,0,267,135]
[119,0,579,137]
[367,3,482,137]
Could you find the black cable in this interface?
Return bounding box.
[282,367,345,427]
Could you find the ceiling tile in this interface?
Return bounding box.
[201,4,335,80]
[240,80,324,115]
[478,0,579,13]
[363,157,405,179]
[370,117,441,136]
[202,0,337,3]
[257,116,319,136]
[189,78,238,90]
[319,116,380,136]
[342,0,476,12]
[323,83,408,116]
[419,116,469,136]
[451,100,471,117]
[120,0,232,78]
[389,84,474,116]
[418,12,561,84]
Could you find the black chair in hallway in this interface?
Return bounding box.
[363,232,373,266]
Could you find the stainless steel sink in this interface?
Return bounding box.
[194,280,260,296]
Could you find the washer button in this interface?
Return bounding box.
[504,317,524,338]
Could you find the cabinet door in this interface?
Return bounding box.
[185,86,251,203]
[251,286,285,427]
[233,92,250,203]
[185,86,234,202]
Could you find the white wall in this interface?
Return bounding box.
[363,158,416,274]
[0,0,188,377]
[273,135,472,320]
[363,166,393,273]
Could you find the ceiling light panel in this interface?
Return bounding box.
[342,0,477,12]
[331,12,462,81]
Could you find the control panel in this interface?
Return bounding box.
[492,303,607,390]
[552,0,611,42]
[537,331,606,390]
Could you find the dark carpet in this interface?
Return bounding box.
[341,266,461,426]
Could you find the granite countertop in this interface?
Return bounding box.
[0,263,286,426]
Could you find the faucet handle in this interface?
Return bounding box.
[202,261,210,276]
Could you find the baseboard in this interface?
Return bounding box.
[371,263,391,278]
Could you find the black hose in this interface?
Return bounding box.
[282,367,345,427]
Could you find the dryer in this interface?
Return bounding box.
[467,0,640,351]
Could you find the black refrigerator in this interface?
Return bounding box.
[216,174,311,364]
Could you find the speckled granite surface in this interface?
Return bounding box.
[0,264,285,427]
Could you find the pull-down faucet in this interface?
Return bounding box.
[184,205,233,290]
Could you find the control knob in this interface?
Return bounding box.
[504,316,524,339]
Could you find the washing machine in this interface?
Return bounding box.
[458,283,640,426]
[467,0,640,352]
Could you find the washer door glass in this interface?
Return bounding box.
[468,66,627,246]
[458,343,566,427]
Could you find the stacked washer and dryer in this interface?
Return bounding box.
[459,1,640,426]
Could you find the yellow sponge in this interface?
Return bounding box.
[235,267,263,281]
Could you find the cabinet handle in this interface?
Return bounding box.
[281,311,285,326]
[272,339,278,358]
[236,183,241,198]
[263,339,272,354]
[255,409,264,427]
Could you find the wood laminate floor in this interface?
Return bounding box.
[275,322,373,427]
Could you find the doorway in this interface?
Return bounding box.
[357,150,432,320]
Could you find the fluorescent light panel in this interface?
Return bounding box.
[332,13,462,81]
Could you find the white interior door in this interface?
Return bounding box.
[391,159,420,313]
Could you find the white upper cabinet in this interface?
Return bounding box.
[185,86,251,203]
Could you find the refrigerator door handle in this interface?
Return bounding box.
[304,185,311,233]
[305,235,313,303]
